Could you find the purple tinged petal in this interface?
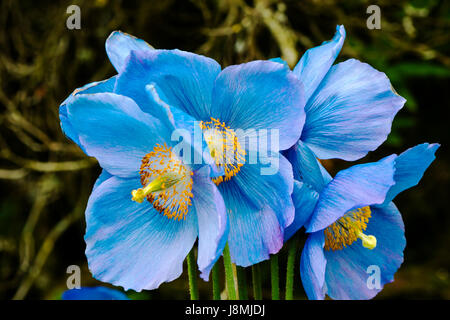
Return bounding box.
[211,60,306,151]
[144,84,220,175]
[383,143,440,205]
[269,57,289,67]
[300,231,327,300]
[306,154,397,233]
[115,49,221,121]
[65,93,171,178]
[293,25,345,102]
[106,31,154,73]
[284,180,319,241]
[302,59,406,161]
[192,166,229,280]
[221,153,295,266]
[283,140,332,192]
[59,76,116,149]
[92,170,113,192]
[85,176,198,291]
[324,203,405,299]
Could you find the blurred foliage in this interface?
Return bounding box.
[0,0,449,300]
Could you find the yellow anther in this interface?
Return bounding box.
[199,117,246,185]
[131,174,174,203]
[324,206,377,251]
[132,143,193,221]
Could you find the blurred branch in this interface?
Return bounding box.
[18,174,59,274]
[0,168,29,180]
[254,0,298,66]
[1,148,96,172]
[12,202,84,300]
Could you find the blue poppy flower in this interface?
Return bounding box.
[285,143,439,299]
[60,82,228,290]
[100,32,306,267]
[62,287,129,300]
[279,25,406,185]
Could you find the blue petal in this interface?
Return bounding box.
[144,84,221,175]
[105,31,154,73]
[59,76,116,148]
[65,93,172,178]
[283,140,332,192]
[324,202,405,299]
[211,60,305,151]
[92,170,113,192]
[220,153,295,266]
[284,180,319,241]
[115,49,221,121]
[383,143,440,205]
[293,25,345,103]
[62,287,129,300]
[301,59,406,161]
[191,166,228,280]
[306,155,397,233]
[300,231,327,300]
[85,176,198,291]
[60,76,117,106]
[269,57,289,67]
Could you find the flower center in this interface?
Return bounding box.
[324,206,377,251]
[200,118,246,185]
[131,143,193,221]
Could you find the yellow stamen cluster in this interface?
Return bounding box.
[324,206,377,251]
[131,143,193,221]
[199,117,246,185]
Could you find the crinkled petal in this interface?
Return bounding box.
[324,202,405,299]
[284,180,319,241]
[283,140,332,192]
[302,59,406,161]
[192,166,228,280]
[65,93,171,178]
[293,25,345,102]
[62,287,129,300]
[306,155,397,233]
[300,231,327,300]
[211,60,305,151]
[106,31,154,73]
[85,176,198,291]
[115,49,221,121]
[383,143,439,205]
[59,76,116,148]
[219,153,294,266]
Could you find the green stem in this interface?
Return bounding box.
[236,266,248,300]
[212,262,221,300]
[270,255,280,300]
[187,250,199,300]
[285,237,298,300]
[223,243,237,300]
[252,264,262,300]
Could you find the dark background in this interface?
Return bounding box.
[0,0,448,300]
